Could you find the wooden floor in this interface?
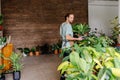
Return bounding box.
[6,54,61,80]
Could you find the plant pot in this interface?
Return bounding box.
[54,49,58,54]
[35,51,40,56]
[59,49,62,54]
[29,52,34,56]
[13,71,21,80]
[0,74,5,80]
[116,43,120,47]
[60,75,65,80]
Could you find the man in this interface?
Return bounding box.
[60,13,82,56]
[59,13,83,80]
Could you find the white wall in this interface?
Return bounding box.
[88,1,118,36]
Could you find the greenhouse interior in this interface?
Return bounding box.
[0,0,120,80]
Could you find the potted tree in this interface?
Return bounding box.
[10,52,23,80]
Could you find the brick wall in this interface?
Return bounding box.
[1,0,88,49]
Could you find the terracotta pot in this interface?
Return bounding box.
[59,49,62,54]
[54,49,58,54]
[116,43,120,46]
[29,52,34,56]
[35,51,40,56]
[0,26,3,31]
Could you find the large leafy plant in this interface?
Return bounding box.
[78,35,113,48]
[58,43,120,80]
[72,23,91,36]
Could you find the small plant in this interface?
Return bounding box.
[35,45,41,56]
[10,52,23,80]
[51,44,58,51]
[10,52,23,72]
[17,48,30,56]
[51,44,59,54]
[30,47,35,53]
[35,45,41,52]
[29,47,36,56]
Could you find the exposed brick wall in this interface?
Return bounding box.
[1,0,88,49]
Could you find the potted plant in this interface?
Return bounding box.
[10,52,23,80]
[29,47,35,56]
[35,45,40,56]
[57,40,62,54]
[17,48,30,56]
[52,44,59,55]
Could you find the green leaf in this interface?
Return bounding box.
[82,49,92,63]
[78,58,87,72]
[70,51,80,66]
[62,56,69,62]
[98,67,107,80]
[114,57,120,68]
[57,61,69,71]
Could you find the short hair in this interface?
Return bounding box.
[64,13,74,20]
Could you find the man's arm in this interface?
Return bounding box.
[66,34,82,41]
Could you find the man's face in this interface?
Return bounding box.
[67,14,74,23]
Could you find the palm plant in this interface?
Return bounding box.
[10,52,23,80]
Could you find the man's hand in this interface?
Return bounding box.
[77,37,83,41]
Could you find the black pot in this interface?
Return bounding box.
[13,71,21,80]
[0,74,5,80]
[60,74,65,80]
